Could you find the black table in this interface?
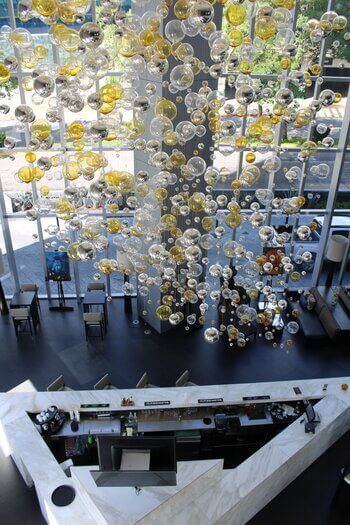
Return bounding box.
[10,291,40,332]
[83,291,108,328]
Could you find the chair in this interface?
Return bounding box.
[87,282,106,292]
[8,380,37,393]
[136,372,158,389]
[94,373,118,390]
[47,375,73,392]
[84,312,105,339]
[175,370,197,387]
[10,307,33,336]
[20,283,41,311]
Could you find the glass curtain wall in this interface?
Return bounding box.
[213,0,350,291]
[0,0,135,297]
[0,0,349,297]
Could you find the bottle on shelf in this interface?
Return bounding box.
[126,412,138,436]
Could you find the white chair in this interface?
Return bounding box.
[94,373,118,390]
[47,375,73,392]
[10,307,33,336]
[84,312,105,339]
[136,372,158,388]
[175,370,197,387]
[20,283,41,312]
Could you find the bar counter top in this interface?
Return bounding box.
[1,376,350,524]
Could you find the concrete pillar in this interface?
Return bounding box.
[133,2,222,332]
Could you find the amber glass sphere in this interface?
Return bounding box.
[226,4,246,26]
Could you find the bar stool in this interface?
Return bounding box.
[94,373,118,390]
[83,312,105,339]
[87,282,106,292]
[175,370,197,387]
[136,372,158,389]
[10,307,33,337]
[20,283,41,312]
[47,375,73,392]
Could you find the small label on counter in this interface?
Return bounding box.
[198,398,223,404]
[144,400,171,406]
[242,395,270,401]
[80,403,110,408]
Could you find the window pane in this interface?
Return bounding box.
[7,216,47,293]
[41,215,77,296]
[0,216,15,296]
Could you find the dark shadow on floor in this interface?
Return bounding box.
[249,429,350,525]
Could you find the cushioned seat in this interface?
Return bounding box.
[318,308,341,340]
[289,287,350,341]
[315,287,350,339]
[94,373,118,390]
[10,307,30,319]
[84,312,103,323]
[10,307,33,336]
[47,375,73,392]
[175,370,197,387]
[287,299,327,339]
[136,372,158,389]
[83,312,104,339]
[309,287,326,315]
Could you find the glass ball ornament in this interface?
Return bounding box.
[286,321,299,334]
[33,75,55,98]
[255,16,277,40]
[226,4,247,27]
[265,331,274,341]
[156,305,172,321]
[204,327,220,343]
[170,65,194,91]
[236,84,255,105]
[165,20,185,43]
[79,22,104,48]
[77,241,96,261]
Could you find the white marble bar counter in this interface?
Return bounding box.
[71,459,223,525]
[1,376,350,524]
[174,394,350,525]
[2,376,350,424]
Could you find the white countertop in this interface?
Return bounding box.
[71,460,223,525]
[1,376,347,425]
[175,394,350,525]
[1,377,350,524]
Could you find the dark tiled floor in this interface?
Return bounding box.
[1,297,350,524]
[1,297,350,392]
[250,429,350,525]
[0,447,45,525]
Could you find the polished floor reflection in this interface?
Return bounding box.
[1,297,350,392]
